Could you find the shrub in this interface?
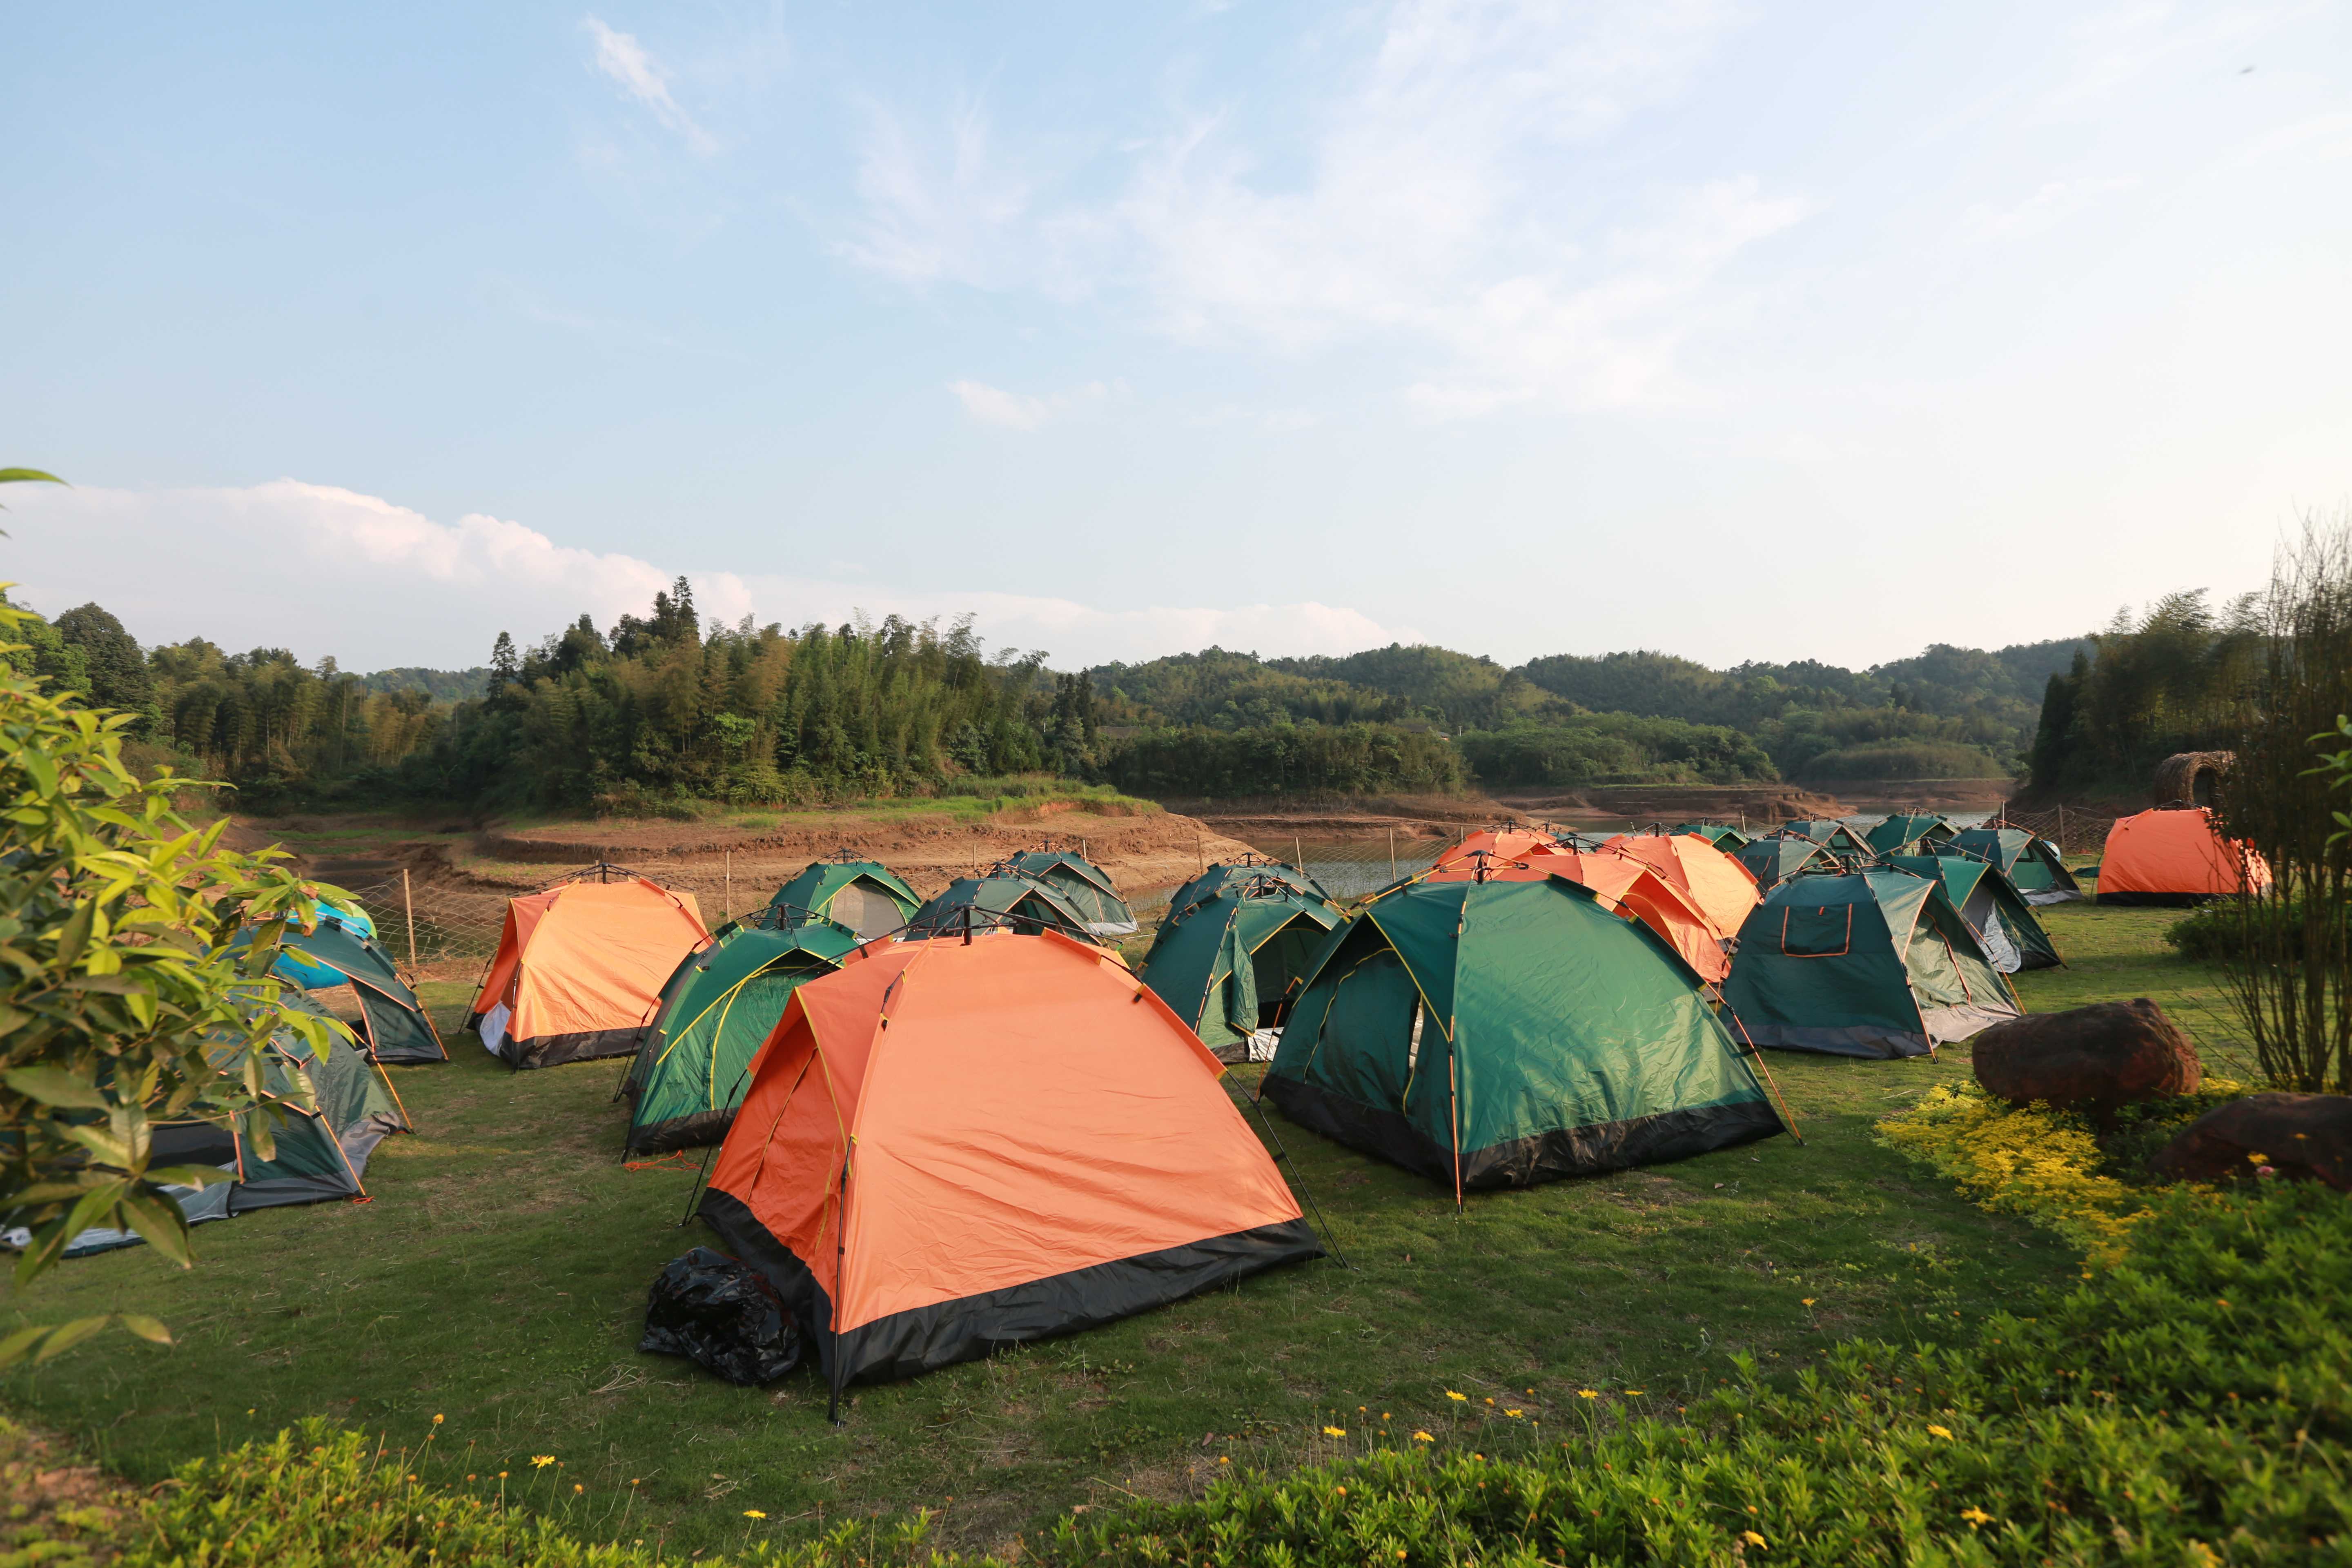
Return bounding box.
[1794,738,2007,780]
[1101,724,1468,798]
[1455,715,1775,788]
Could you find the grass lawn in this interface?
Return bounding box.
[0,899,2219,1559]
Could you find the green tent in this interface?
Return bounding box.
[1864,813,1960,857]
[1884,854,2062,973]
[907,873,1096,940]
[1003,850,1138,936]
[274,918,447,1065]
[768,860,921,940]
[1737,835,1838,893]
[1948,827,2083,905]
[1719,869,2019,1059]
[1666,822,1753,851]
[1140,875,1340,1058]
[1778,820,1873,855]
[1165,859,1331,922]
[43,998,414,1258]
[1262,877,1783,1192]
[621,918,864,1153]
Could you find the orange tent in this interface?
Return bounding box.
[1419,851,1730,982]
[468,877,710,1069]
[2098,808,2271,906]
[697,930,1322,1401]
[1433,829,1570,871]
[1603,832,1762,938]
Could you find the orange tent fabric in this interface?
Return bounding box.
[1432,829,1570,871]
[1603,833,1762,938]
[2099,808,2271,904]
[697,930,1321,1395]
[468,878,709,1069]
[1419,851,1729,982]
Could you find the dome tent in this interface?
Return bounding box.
[1164,857,1331,922]
[906,869,1096,941]
[1417,845,1732,983]
[1600,831,1762,940]
[1719,867,2018,1058]
[1737,835,1839,894]
[1002,848,1138,936]
[1664,821,1753,851]
[1948,826,2082,905]
[1139,873,1340,1058]
[1777,820,1872,856]
[1864,814,1960,858]
[2096,807,2268,906]
[265,906,446,1065]
[767,859,920,941]
[694,928,1321,1404]
[1261,876,1784,1195]
[468,867,710,1070]
[620,914,864,1154]
[1884,853,2062,973]
[25,993,411,1258]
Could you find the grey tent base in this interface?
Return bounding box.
[1742,1023,1935,1059]
[2022,889,2084,906]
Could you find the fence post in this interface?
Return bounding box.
[1294,835,1304,874]
[2058,803,2067,854]
[401,868,419,975]
[724,850,733,921]
[1390,828,1397,882]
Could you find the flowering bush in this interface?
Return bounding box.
[1875,1081,2150,1258]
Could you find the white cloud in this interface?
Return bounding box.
[1961,176,2139,242]
[839,0,1789,415]
[949,379,1117,431]
[584,17,717,154]
[1,481,1414,669]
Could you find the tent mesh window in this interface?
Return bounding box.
[1780,906,1852,958]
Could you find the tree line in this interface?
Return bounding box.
[0,574,2269,807]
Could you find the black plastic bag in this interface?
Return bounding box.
[640,1247,802,1385]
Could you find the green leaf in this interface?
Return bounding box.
[0,1325,47,1369]
[117,1186,194,1269]
[2,1065,108,1110]
[0,470,64,486]
[31,1315,116,1364]
[146,1164,233,1188]
[117,1314,172,1346]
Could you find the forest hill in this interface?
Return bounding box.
[0,575,2238,809]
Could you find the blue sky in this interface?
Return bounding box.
[6,1,2348,671]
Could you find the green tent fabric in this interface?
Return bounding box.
[275,918,447,1065]
[1948,827,2084,905]
[1719,869,2019,1059]
[1165,860,1331,922]
[1003,851,1138,936]
[768,860,921,940]
[1885,854,2062,973]
[1777,820,1873,855]
[1737,836,1838,893]
[1140,877,1340,1056]
[1262,877,1782,1192]
[621,920,862,1153]
[1666,822,1753,851]
[1864,814,1960,857]
[907,874,1096,940]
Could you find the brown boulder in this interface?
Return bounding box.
[1970,998,2201,1120]
[2150,1092,2352,1192]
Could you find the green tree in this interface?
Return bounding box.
[0,592,340,1365]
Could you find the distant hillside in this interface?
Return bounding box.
[356,666,491,702]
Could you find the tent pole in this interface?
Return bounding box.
[1447,1047,1464,1212]
[1231,1080,1353,1271]
[828,1152,850,1425]
[1389,828,1396,882]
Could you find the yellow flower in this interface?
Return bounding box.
[531,1455,556,1468]
[1927,1425,1953,1440]
[1801,1298,1816,1307]
[1625,1389,1646,1396]
[744,1509,766,1519]
[1742,1530,1767,1547]
[432,1414,445,1425]
[1504,1409,1523,1419]
[1960,1506,1993,1528]
[1335,1486,1348,1497]
[1217,1456,1230,1464]
[1412,1431,1434,1443]
[2246,1151,2269,1164]
[1577,1389,1600,1400]
[572,1483,584,1494]
[1323,1426,1347,1438]
[1446,1390,1467,1402]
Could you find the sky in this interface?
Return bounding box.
[4,1,2348,674]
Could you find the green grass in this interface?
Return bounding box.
[2012,897,2254,1078]
[0,902,2227,1559]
